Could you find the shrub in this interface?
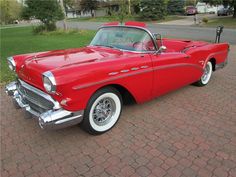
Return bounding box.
[33,23,57,34]
[202,17,208,23]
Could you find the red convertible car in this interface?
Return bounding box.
[6,21,229,134]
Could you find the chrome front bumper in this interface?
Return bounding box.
[5,80,84,130]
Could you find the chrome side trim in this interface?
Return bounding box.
[131,67,139,71]
[120,69,129,73]
[140,65,148,69]
[74,63,203,90]
[153,63,203,72]
[108,66,149,76]
[109,72,119,76]
[73,68,153,90]
[18,79,60,109]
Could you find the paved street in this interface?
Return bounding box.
[57,21,236,45]
[1,44,236,177]
[158,14,217,26]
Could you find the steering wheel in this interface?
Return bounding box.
[133,41,146,50]
[133,41,153,51]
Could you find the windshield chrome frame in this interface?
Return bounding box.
[89,25,158,54]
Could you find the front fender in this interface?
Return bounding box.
[52,57,153,112]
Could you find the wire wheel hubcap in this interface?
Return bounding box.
[92,97,116,126]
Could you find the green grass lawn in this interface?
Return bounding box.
[0,27,96,83]
[203,16,236,29]
[68,15,184,23]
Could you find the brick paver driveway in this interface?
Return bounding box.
[1,46,236,177]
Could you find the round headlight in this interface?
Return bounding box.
[43,77,53,92]
[42,71,56,93]
[7,57,16,71]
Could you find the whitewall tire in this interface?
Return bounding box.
[82,87,122,134]
[195,61,213,86]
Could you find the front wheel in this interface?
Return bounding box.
[82,87,122,134]
[194,61,213,87]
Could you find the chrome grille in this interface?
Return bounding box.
[17,80,54,114]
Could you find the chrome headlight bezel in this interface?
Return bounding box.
[7,57,16,71]
[42,71,56,94]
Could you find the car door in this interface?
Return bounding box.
[150,52,203,98]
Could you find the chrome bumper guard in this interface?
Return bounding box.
[5,81,84,130]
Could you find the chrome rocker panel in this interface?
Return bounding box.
[5,80,84,130]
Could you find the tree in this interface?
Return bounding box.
[22,0,64,31]
[0,0,22,24]
[140,0,166,20]
[185,0,196,6]
[118,0,128,23]
[131,0,141,14]
[227,0,236,18]
[80,0,98,17]
[201,0,236,18]
[200,0,222,5]
[59,0,67,31]
[167,0,185,15]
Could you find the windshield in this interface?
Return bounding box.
[90,27,156,52]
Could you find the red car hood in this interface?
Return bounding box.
[16,46,123,89]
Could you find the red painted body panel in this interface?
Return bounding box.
[124,21,147,28]
[12,23,229,112]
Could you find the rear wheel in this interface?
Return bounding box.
[194,61,213,87]
[82,87,122,134]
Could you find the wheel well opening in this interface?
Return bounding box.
[103,84,136,105]
[209,58,216,71]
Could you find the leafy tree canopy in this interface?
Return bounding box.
[80,0,98,15]
[22,0,64,28]
[200,0,223,5]
[0,0,23,24]
[185,0,196,6]
[167,0,185,15]
[140,0,166,20]
[200,0,236,17]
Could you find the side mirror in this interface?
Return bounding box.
[157,45,167,53]
[153,33,158,40]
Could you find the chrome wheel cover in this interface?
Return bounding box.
[92,97,116,126]
[89,92,121,132]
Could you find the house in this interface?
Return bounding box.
[65,0,120,18]
[196,2,223,14]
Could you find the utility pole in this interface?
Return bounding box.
[59,0,67,31]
